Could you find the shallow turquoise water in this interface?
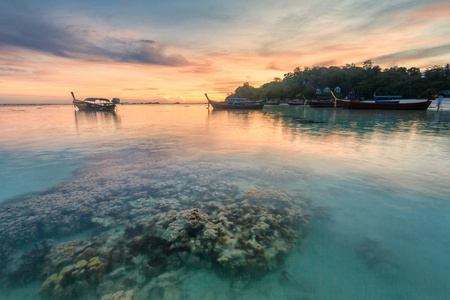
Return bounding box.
[0,102,449,299]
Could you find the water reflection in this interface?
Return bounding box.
[261,105,446,135]
[74,110,122,132]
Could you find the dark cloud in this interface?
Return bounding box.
[0,9,74,57]
[89,39,188,66]
[374,44,450,65]
[0,9,187,66]
[139,39,156,44]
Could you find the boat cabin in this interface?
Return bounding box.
[373,95,401,104]
[84,98,112,104]
[374,95,402,100]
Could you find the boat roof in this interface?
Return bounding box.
[227,98,249,101]
[374,95,402,99]
[84,97,110,102]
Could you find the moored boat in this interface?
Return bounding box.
[205,93,264,110]
[336,99,431,110]
[266,99,281,105]
[331,93,431,110]
[71,92,118,111]
[287,99,305,105]
[308,99,335,107]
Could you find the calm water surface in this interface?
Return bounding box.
[0,103,449,299]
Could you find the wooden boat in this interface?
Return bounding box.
[287,99,305,105]
[331,93,431,110]
[265,99,280,105]
[336,99,431,110]
[71,92,118,111]
[309,99,335,107]
[205,93,264,110]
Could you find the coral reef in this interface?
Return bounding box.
[124,189,309,277]
[37,239,109,299]
[100,290,135,300]
[0,155,312,299]
[6,240,53,286]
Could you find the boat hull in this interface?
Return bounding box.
[337,99,431,110]
[73,100,116,111]
[287,100,305,105]
[208,100,264,110]
[309,100,335,107]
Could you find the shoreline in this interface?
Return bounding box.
[0,102,208,106]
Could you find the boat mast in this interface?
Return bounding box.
[205,93,211,109]
[331,91,338,107]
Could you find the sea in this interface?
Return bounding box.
[0,100,449,300]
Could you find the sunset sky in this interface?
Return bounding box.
[1,0,449,103]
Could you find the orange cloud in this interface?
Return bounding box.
[403,3,450,20]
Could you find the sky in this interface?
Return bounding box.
[0,0,449,103]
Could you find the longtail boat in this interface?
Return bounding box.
[287,99,305,105]
[71,92,119,111]
[308,99,335,107]
[266,99,281,105]
[205,93,264,110]
[331,92,431,110]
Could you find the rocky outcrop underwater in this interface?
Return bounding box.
[0,153,311,299]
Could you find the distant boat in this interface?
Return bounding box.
[287,99,305,105]
[71,92,118,111]
[331,93,431,110]
[266,99,281,105]
[205,93,264,110]
[308,99,335,107]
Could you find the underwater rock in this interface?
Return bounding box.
[139,271,183,300]
[76,247,97,261]
[39,267,89,300]
[38,273,59,296]
[40,239,95,277]
[356,237,389,267]
[6,240,53,287]
[122,188,310,277]
[100,290,135,300]
[92,217,115,229]
[1,151,312,299]
[35,239,111,299]
[355,237,399,279]
[87,256,107,281]
[76,259,88,269]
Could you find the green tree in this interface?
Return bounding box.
[228,62,450,101]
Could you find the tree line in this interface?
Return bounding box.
[229,60,450,100]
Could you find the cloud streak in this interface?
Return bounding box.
[374,44,450,66]
[0,9,187,66]
[0,66,30,74]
